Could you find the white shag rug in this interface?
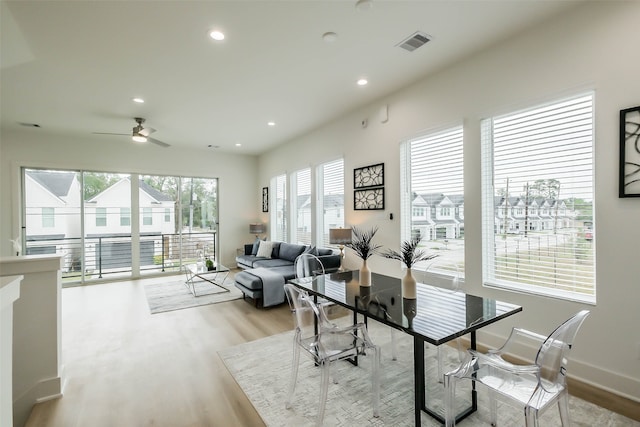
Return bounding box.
[144,278,243,314]
[219,318,639,426]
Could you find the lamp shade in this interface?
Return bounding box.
[329,228,352,245]
[249,223,266,234]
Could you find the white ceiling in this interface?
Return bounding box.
[1,0,584,155]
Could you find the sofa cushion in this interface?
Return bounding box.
[303,245,319,256]
[236,254,268,268]
[317,248,333,256]
[253,258,294,268]
[278,242,307,262]
[256,241,275,258]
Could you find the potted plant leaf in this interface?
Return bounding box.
[205,257,215,271]
[381,235,438,298]
[345,226,382,286]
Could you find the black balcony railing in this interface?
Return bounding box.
[25,232,216,284]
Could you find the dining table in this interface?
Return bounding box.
[288,269,523,426]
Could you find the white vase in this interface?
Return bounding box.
[402,267,417,299]
[360,259,371,286]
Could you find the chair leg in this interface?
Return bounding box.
[558,394,571,426]
[285,338,300,409]
[443,373,456,427]
[372,346,381,417]
[437,346,444,383]
[317,360,331,426]
[524,405,540,427]
[489,391,498,426]
[390,329,397,361]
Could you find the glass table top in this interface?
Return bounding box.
[289,270,522,346]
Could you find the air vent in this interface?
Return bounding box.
[397,31,432,52]
[18,122,41,128]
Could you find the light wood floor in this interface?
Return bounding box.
[24,273,639,427]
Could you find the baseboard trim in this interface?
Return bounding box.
[13,376,62,427]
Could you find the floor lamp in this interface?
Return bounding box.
[329,228,352,271]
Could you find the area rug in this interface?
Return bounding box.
[144,278,243,314]
[219,318,639,427]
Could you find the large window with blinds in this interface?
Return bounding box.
[317,159,344,248]
[481,93,595,302]
[400,126,464,273]
[271,174,287,242]
[291,168,312,245]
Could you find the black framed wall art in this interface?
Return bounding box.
[354,188,385,210]
[620,105,640,197]
[262,187,269,212]
[354,163,384,189]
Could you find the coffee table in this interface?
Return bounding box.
[183,263,230,297]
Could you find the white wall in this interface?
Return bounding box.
[258,1,640,400]
[0,131,259,268]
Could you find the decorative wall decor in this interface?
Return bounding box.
[354,163,384,188]
[262,187,269,212]
[354,188,385,210]
[620,105,640,197]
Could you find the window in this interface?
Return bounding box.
[42,207,55,228]
[481,93,595,302]
[317,159,344,248]
[401,126,464,272]
[291,168,311,246]
[271,174,287,242]
[142,207,152,226]
[164,208,171,222]
[120,207,131,226]
[96,207,107,227]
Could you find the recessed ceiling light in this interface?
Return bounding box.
[357,78,368,86]
[209,30,225,41]
[132,97,144,103]
[322,32,338,43]
[267,121,276,126]
[355,0,373,12]
[235,143,242,147]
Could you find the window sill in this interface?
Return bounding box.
[483,280,596,305]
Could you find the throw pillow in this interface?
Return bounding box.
[256,241,275,258]
[303,245,319,256]
[251,237,264,255]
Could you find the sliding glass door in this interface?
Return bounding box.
[22,168,219,285]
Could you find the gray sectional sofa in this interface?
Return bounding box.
[234,240,340,307]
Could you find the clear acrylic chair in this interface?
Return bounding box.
[423,259,464,381]
[443,310,590,427]
[283,283,380,426]
[294,252,325,278]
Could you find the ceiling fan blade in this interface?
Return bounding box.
[139,127,156,137]
[148,137,170,148]
[92,132,129,136]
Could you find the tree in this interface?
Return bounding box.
[81,172,120,200]
[529,179,560,199]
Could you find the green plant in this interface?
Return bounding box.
[381,235,438,268]
[205,258,214,269]
[345,226,382,260]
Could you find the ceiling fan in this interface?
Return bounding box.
[93,117,170,147]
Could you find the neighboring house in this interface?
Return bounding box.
[413,193,575,239]
[25,172,177,272]
[412,193,463,240]
[85,178,175,237]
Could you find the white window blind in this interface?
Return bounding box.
[272,174,287,242]
[292,168,311,246]
[317,159,344,248]
[481,93,595,302]
[401,126,464,273]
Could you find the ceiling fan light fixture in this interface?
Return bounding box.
[132,134,147,143]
